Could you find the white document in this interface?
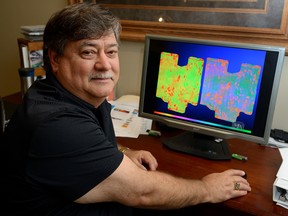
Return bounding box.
[276,148,288,181]
[110,95,152,138]
[268,137,288,148]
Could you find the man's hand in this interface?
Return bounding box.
[124,149,158,171]
[201,169,251,203]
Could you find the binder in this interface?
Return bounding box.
[21,44,29,68]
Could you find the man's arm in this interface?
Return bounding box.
[118,144,158,171]
[75,153,251,209]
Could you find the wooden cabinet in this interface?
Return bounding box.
[17,38,45,77]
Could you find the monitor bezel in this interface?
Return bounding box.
[139,34,285,145]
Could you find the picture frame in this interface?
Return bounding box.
[67,0,95,4]
[69,0,288,55]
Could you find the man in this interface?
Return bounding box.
[1,3,251,216]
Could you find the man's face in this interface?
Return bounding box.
[49,33,119,107]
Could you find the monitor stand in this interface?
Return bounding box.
[162,131,231,160]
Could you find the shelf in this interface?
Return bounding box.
[17,38,45,77]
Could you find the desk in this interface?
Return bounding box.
[3,92,287,215]
[2,92,21,120]
[2,92,22,105]
[118,131,287,216]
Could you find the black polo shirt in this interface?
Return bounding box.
[1,73,132,216]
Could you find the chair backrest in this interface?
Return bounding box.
[0,97,6,136]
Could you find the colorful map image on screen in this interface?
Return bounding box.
[155,51,262,132]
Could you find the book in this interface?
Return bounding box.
[21,45,29,68]
[20,25,45,41]
[20,25,45,33]
[22,34,43,41]
[21,31,43,36]
[29,50,43,68]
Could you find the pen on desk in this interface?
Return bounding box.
[146,129,161,137]
[232,153,248,161]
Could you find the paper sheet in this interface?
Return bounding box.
[276,148,288,181]
[110,95,152,138]
[268,137,288,148]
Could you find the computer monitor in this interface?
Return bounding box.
[139,34,285,160]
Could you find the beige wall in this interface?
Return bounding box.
[0,0,67,97]
[0,1,287,131]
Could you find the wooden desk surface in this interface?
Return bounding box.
[117,130,287,216]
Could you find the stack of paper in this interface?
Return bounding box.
[20,25,45,41]
[109,95,152,138]
[268,137,288,148]
[273,148,288,209]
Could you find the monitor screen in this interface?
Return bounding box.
[139,34,285,160]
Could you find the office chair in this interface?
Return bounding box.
[0,97,6,136]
